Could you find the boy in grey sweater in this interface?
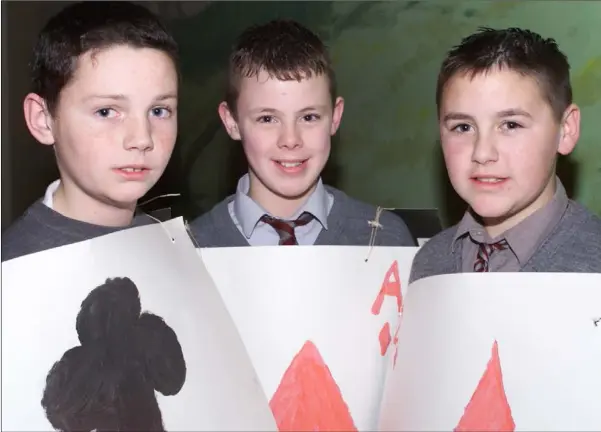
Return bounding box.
[2,2,180,262]
[410,27,601,282]
[189,20,414,247]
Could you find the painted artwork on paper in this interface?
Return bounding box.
[265,258,409,431]
[269,340,357,432]
[201,246,419,432]
[2,218,278,431]
[371,260,403,315]
[41,277,186,432]
[372,260,403,367]
[455,341,515,432]
[377,272,601,431]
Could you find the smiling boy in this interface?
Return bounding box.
[2,2,179,262]
[190,20,413,247]
[410,27,601,282]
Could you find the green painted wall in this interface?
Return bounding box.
[168,1,601,225]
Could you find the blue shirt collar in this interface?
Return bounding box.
[232,173,330,239]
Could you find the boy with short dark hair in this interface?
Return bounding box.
[190,20,414,247]
[410,27,601,282]
[2,1,180,262]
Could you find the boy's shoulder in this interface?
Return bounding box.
[534,200,601,272]
[2,200,155,263]
[565,200,601,238]
[324,185,415,246]
[409,224,459,283]
[187,195,232,234]
[2,200,60,263]
[187,195,244,247]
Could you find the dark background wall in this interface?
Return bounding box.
[3,1,600,231]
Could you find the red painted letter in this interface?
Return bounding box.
[371,260,402,315]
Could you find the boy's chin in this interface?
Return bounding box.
[270,178,320,201]
[105,190,150,209]
[272,187,314,202]
[466,197,515,222]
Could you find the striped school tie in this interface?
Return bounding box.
[474,239,509,272]
[260,212,314,245]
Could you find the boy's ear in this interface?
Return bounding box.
[330,96,345,135]
[557,103,580,156]
[23,93,55,146]
[217,101,241,141]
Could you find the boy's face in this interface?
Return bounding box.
[439,68,579,235]
[219,70,344,215]
[34,45,178,210]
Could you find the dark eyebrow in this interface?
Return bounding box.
[442,112,474,123]
[249,107,279,115]
[84,93,177,102]
[85,94,127,101]
[497,108,532,119]
[442,109,532,123]
[154,93,177,102]
[298,105,328,113]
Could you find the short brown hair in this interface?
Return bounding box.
[436,27,572,121]
[32,1,179,117]
[225,19,336,115]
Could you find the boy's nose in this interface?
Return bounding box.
[277,125,302,149]
[471,137,499,164]
[124,118,154,151]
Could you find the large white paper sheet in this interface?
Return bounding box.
[378,272,601,432]
[201,245,419,431]
[2,218,277,431]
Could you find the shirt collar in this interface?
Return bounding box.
[42,179,61,209]
[452,210,482,251]
[502,178,568,264]
[232,173,329,239]
[451,176,569,263]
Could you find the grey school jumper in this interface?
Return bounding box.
[189,186,415,247]
[1,200,155,263]
[410,200,601,283]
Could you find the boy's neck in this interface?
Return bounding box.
[52,181,136,227]
[481,176,557,239]
[249,179,317,220]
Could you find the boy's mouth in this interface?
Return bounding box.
[277,160,303,168]
[471,176,508,185]
[273,159,308,173]
[114,165,150,179]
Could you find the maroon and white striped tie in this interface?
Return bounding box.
[474,239,509,272]
[260,212,314,245]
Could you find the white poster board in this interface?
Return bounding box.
[378,272,601,431]
[2,218,277,431]
[201,246,419,431]
[8,226,597,432]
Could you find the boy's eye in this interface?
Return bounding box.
[95,108,117,118]
[302,113,321,122]
[257,115,275,123]
[151,107,172,118]
[451,123,472,133]
[502,121,522,130]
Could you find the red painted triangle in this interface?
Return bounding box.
[269,340,357,431]
[455,340,515,432]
